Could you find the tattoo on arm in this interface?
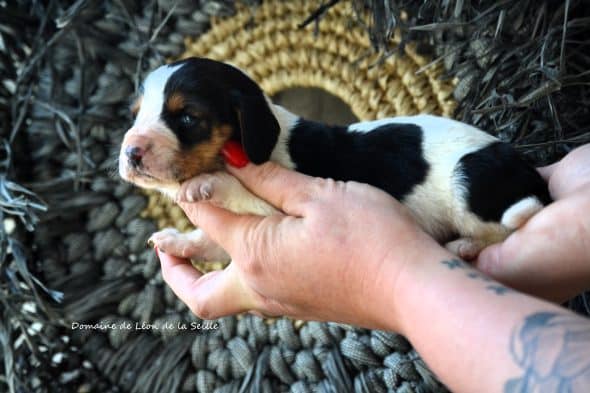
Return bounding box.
[505,312,590,392]
[441,259,590,389]
[441,259,514,295]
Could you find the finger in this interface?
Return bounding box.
[474,228,536,279]
[475,237,573,302]
[537,163,557,182]
[473,202,589,302]
[177,201,264,254]
[186,264,256,319]
[157,247,204,303]
[158,249,255,318]
[226,161,317,216]
[473,242,503,275]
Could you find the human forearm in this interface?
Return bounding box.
[388,245,590,392]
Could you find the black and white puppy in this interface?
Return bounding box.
[119,57,551,260]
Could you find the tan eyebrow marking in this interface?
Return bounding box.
[131,96,142,117]
[166,92,185,113]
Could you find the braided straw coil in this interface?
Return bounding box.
[143,0,457,258]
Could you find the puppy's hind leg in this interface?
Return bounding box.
[447,214,517,260]
[445,238,488,261]
[447,196,544,260]
[500,196,544,230]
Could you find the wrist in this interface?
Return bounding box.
[367,236,454,334]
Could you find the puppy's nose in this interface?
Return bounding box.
[125,146,144,168]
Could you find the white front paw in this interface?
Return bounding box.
[176,174,218,203]
[149,228,229,261]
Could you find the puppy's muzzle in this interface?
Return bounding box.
[121,133,153,169]
[125,146,144,168]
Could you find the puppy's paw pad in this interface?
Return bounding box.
[149,228,216,259]
[178,175,217,203]
[149,228,183,252]
[195,182,213,200]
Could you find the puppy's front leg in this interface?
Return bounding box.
[177,171,277,216]
[149,227,229,261]
[150,172,276,263]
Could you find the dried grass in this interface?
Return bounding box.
[1,0,589,391]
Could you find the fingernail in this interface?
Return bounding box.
[221,140,249,168]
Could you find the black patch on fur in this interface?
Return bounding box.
[160,57,279,160]
[161,111,213,147]
[288,120,430,201]
[458,142,551,222]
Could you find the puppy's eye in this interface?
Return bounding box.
[180,114,195,126]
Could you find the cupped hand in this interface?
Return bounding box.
[157,162,439,330]
[475,144,590,302]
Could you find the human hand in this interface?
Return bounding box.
[475,144,590,302]
[157,162,441,331]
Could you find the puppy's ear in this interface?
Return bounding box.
[232,90,280,164]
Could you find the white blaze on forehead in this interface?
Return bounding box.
[135,63,184,126]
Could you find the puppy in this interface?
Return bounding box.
[119,57,551,261]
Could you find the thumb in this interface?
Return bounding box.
[474,231,527,281]
[177,201,264,256]
[227,161,316,216]
[474,242,504,276]
[537,162,558,182]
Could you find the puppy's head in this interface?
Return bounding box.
[119,57,280,191]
